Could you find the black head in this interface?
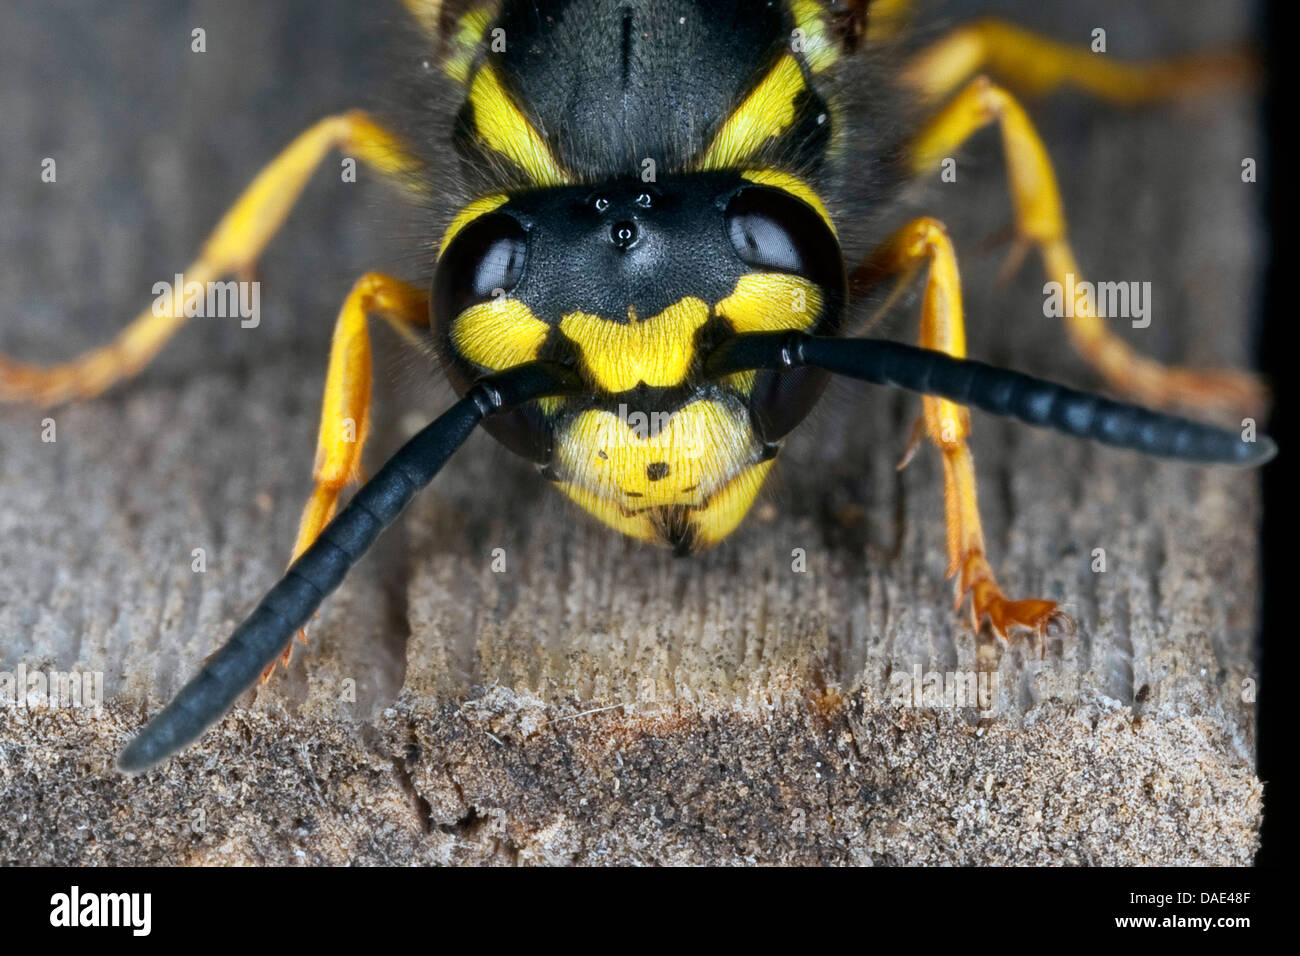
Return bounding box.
[432,171,848,466]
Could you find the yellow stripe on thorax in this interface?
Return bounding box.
[699,54,808,171]
[468,64,570,185]
[444,7,495,83]
[791,0,839,73]
[559,299,710,392]
[402,2,502,83]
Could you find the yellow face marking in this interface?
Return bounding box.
[699,54,807,171]
[559,299,710,392]
[689,458,775,548]
[468,64,569,185]
[716,273,823,334]
[791,0,839,74]
[558,400,754,509]
[559,459,774,548]
[559,483,661,543]
[554,397,772,548]
[451,298,549,371]
[740,169,836,235]
[438,193,509,256]
[554,398,768,547]
[723,370,757,395]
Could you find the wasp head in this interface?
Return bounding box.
[431,171,845,549]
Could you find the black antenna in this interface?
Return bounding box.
[707,332,1274,466]
[118,361,579,772]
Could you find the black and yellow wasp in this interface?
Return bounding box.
[0,0,1271,769]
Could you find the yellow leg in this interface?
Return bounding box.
[903,17,1256,105]
[270,272,428,676]
[863,0,914,43]
[863,217,1068,643]
[0,110,423,406]
[908,76,1265,418]
[401,0,446,36]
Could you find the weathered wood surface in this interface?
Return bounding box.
[0,0,1265,864]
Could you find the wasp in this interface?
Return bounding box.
[0,0,1272,770]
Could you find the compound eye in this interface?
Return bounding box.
[432,213,527,321]
[722,186,846,445]
[432,212,549,463]
[723,186,842,292]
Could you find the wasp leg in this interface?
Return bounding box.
[267,272,428,678]
[862,217,1069,645]
[863,0,915,43]
[118,359,580,771]
[0,111,423,406]
[906,76,1266,419]
[400,0,444,36]
[903,17,1256,106]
